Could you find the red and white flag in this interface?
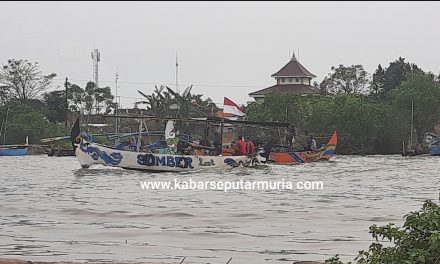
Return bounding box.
[223,97,245,117]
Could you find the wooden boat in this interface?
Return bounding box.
[70,117,266,172]
[266,131,337,164]
[0,146,28,156]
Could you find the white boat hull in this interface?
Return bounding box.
[75,140,265,172]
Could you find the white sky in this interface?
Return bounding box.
[1,1,440,108]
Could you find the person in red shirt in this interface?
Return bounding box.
[246,137,255,154]
[235,136,247,155]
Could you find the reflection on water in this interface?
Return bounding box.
[0,155,439,263]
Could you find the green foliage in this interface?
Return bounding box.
[248,58,440,154]
[245,102,271,121]
[79,81,115,115]
[320,65,369,95]
[246,93,405,154]
[43,90,67,123]
[137,85,217,118]
[326,201,440,264]
[370,57,422,99]
[392,72,440,143]
[0,104,68,144]
[0,59,56,104]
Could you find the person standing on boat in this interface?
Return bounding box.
[235,135,247,155]
[245,137,255,154]
[307,135,317,151]
[287,124,296,150]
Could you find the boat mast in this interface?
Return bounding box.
[410,100,414,147]
[65,77,68,128]
[3,106,9,145]
[137,120,142,152]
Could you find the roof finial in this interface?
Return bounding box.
[291,50,297,61]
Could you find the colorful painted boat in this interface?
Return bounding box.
[267,131,337,164]
[0,146,28,156]
[71,118,266,172]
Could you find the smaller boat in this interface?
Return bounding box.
[0,146,28,156]
[430,141,440,156]
[424,133,440,156]
[264,131,337,164]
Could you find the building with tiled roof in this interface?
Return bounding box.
[249,53,319,102]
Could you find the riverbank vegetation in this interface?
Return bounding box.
[1,57,439,153]
[326,200,440,264]
[247,58,440,154]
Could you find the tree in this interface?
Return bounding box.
[246,92,405,154]
[320,64,369,95]
[0,104,67,144]
[137,85,217,118]
[370,57,422,98]
[327,200,440,264]
[369,64,385,98]
[84,81,96,115]
[43,90,68,123]
[0,85,10,105]
[392,72,440,143]
[0,59,56,104]
[69,83,85,113]
[94,86,114,114]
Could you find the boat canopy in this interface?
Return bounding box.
[103,115,292,128]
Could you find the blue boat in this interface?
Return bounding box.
[429,139,440,156]
[0,146,28,156]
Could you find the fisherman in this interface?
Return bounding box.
[235,135,247,155]
[245,136,255,154]
[306,135,317,151]
[213,132,222,155]
[287,124,296,150]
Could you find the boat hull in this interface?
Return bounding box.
[0,147,28,156]
[430,145,440,156]
[269,131,337,164]
[75,140,265,172]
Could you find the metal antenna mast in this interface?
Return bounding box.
[91,49,100,87]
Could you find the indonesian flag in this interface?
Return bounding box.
[223,97,245,116]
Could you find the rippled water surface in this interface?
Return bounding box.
[1,155,439,263]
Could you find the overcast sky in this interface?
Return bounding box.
[1,1,440,107]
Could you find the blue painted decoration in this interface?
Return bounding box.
[80,142,122,165]
[224,158,240,168]
[137,154,194,169]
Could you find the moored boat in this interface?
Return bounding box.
[0,146,28,156]
[266,131,337,164]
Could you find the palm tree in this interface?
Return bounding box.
[137,85,218,119]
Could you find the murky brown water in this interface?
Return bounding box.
[0,155,439,263]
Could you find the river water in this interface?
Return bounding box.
[0,155,439,263]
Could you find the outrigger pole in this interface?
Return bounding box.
[102,115,292,127]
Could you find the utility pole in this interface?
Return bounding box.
[114,70,119,146]
[176,51,179,94]
[65,77,68,128]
